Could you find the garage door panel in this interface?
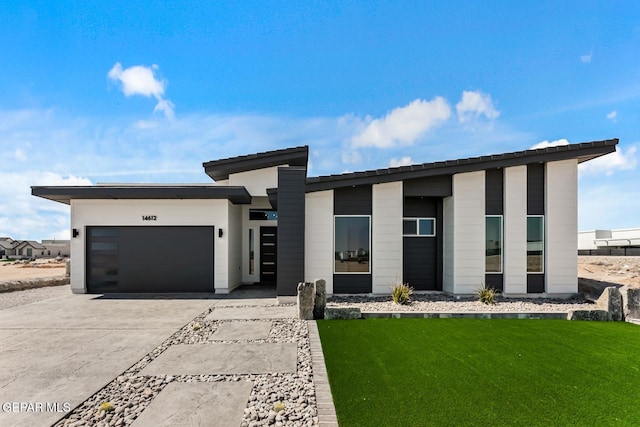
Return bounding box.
[88,226,214,293]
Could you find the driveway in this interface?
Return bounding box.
[0,293,216,427]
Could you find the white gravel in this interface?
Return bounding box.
[327,293,596,312]
[0,284,71,310]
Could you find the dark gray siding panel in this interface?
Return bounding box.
[403,197,437,217]
[403,175,452,197]
[485,168,504,215]
[333,275,372,293]
[276,167,307,296]
[527,163,545,215]
[485,274,504,292]
[334,185,372,215]
[527,274,545,293]
[402,197,442,290]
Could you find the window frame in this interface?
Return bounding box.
[485,215,503,274]
[333,215,372,275]
[527,215,545,274]
[402,217,436,237]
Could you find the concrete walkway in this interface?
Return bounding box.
[0,286,339,426]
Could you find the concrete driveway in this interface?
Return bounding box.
[0,293,216,427]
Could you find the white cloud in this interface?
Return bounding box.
[530,138,569,149]
[351,97,451,148]
[389,156,413,167]
[342,150,362,164]
[108,62,175,119]
[580,52,593,63]
[14,148,27,161]
[606,110,617,122]
[579,146,637,176]
[456,90,500,123]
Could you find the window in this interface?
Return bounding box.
[403,218,435,236]
[527,216,544,273]
[334,216,370,273]
[249,209,278,221]
[249,229,255,275]
[485,216,503,273]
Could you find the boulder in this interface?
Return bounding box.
[596,286,624,321]
[313,279,326,320]
[297,282,315,320]
[620,286,640,320]
[65,259,71,276]
[324,307,362,320]
[567,310,610,321]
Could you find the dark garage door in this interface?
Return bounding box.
[87,226,214,293]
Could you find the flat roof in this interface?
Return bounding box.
[305,139,618,192]
[31,185,252,205]
[203,146,308,181]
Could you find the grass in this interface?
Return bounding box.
[317,319,640,426]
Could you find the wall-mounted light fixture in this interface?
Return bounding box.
[218,228,223,238]
[72,228,80,238]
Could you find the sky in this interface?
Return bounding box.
[1,0,639,240]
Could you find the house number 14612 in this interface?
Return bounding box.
[142,215,157,221]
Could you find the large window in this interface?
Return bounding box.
[249,228,255,275]
[527,216,544,273]
[485,216,503,273]
[403,218,435,236]
[334,216,370,273]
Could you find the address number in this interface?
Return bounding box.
[142,215,157,221]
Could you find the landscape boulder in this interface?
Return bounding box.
[567,309,610,321]
[313,279,326,320]
[596,286,624,321]
[297,282,315,320]
[620,286,640,320]
[324,307,362,320]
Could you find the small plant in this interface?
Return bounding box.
[192,322,201,331]
[98,402,115,413]
[391,283,414,305]
[476,284,497,305]
[273,401,285,412]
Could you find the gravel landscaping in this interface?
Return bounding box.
[54,306,317,427]
[0,283,71,310]
[328,293,595,313]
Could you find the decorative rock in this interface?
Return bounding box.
[324,306,362,320]
[66,259,71,276]
[620,286,640,320]
[313,279,326,320]
[567,309,610,321]
[297,282,315,320]
[596,286,624,321]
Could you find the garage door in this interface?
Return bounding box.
[87,226,215,293]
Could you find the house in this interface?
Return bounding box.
[32,138,618,297]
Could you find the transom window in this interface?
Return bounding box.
[249,209,278,221]
[403,218,435,237]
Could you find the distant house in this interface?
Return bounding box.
[33,139,617,296]
[0,237,70,259]
[579,228,640,256]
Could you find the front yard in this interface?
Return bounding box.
[317,319,640,426]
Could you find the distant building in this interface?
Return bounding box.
[578,228,640,256]
[0,237,70,259]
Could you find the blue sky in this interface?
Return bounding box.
[1,1,639,239]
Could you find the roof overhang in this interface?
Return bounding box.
[204,146,308,181]
[305,139,619,192]
[31,185,252,205]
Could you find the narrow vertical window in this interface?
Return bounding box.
[485,216,503,273]
[334,216,371,273]
[527,216,544,273]
[249,229,255,275]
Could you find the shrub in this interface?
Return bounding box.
[192,322,201,331]
[476,284,497,305]
[273,401,285,412]
[99,402,115,413]
[391,283,414,305]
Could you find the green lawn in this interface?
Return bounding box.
[317,319,640,426]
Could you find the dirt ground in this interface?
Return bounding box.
[0,260,67,281]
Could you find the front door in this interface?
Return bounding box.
[259,226,277,285]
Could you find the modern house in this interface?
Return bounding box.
[578,228,640,256]
[32,138,618,297]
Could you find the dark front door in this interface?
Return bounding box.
[259,226,277,285]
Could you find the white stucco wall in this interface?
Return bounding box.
[70,199,231,294]
[226,203,243,293]
[546,159,578,294]
[443,195,455,293]
[372,181,403,293]
[503,165,528,294]
[304,190,334,294]
[451,171,485,294]
[229,166,281,196]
